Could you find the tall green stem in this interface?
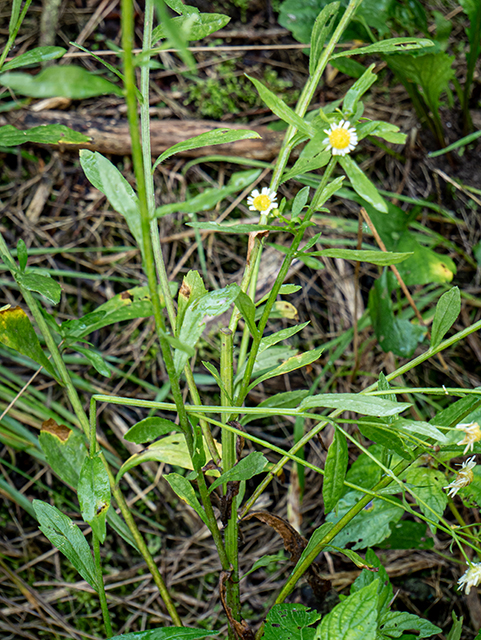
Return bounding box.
[93,532,113,637]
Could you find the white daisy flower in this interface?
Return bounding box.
[247,187,277,214]
[455,422,481,454]
[323,120,358,156]
[458,562,481,595]
[444,456,476,498]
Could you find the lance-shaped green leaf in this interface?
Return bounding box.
[405,467,448,532]
[153,0,196,70]
[109,627,220,640]
[124,417,181,444]
[391,417,448,443]
[309,2,340,76]
[300,393,410,417]
[317,580,379,640]
[430,286,460,348]
[9,0,21,37]
[258,322,310,355]
[235,290,259,338]
[73,345,111,377]
[247,75,314,138]
[356,120,406,144]
[2,46,66,71]
[0,306,58,379]
[39,419,87,488]
[331,37,434,59]
[79,150,143,257]
[152,11,230,44]
[305,248,412,265]
[247,345,325,392]
[329,546,375,570]
[379,611,441,639]
[33,500,98,591]
[186,222,287,234]
[78,454,111,543]
[177,270,207,330]
[174,284,240,375]
[315,175,344,207]
[15,272,62,305]
[0,123,90,146]
[208,452,268,493]
[282,148,331,182]
[164,472,208,526]
[153,128,260,170]
[16,238,27,271]
[343,64,377,117]
[339,155,388,213]
[0,65,123,98]
[0,474,36,518]
[323,427,348,513]
[357,420,412,460]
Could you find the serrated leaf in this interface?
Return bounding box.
[208,452,267,493]
[379,611,441,638]
[351,548,392,614]
[124,417,181,444]
[307,248,412,265]
[0,65,123,98]
[248,345,324,392]
[33,500,98,591]
[73,345,111,377]
[323,428,348,512]
[153,128,260,170]
[0,123,90,147]
[316,580,379,640]
[300,393,411,417]
[109,627,219,640]
[39,419,87,489]
[430,287,461,348]
[0,306,58,379]
[378,520,433,551]
[79,151,143,258]
[164,472,208,525]
[339,155,388,213]
[78,454,111,543]
[2,46,66,71]
[265,603,321,640]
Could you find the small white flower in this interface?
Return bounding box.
[323,120,358,156]
[458,562,481,595]
[247,187,277,214]
[444,456,476,498]
[455,422,481,454]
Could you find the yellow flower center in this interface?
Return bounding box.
[252,194,272,211]
[329,128,351,150]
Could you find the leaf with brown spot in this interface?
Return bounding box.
[39,420,87,489]
[220,571,255,640]
[177,270,206,330]
[41,418,72,442]
[243,511,307,563]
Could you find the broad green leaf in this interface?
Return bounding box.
[309,2,340,75]
[258,322,310,355]
[124,417,181,444]
[247,75,314,137]
[339,155,388,213]
[178,270,207,330]
[291,186,310,219]
[326,490,403,549]
[316,175,344,207]
[165,0,200,16]
[0,123,90,146]
[391,417,448,444]
[357,420,412,459]
[395,232,455,285]
[208,452,268,493]
[186,222,287,234]
[306,248,412,265]
[110,630,219,640]
[323,427,348,512]
[164,472,208,525]
[343,64,377,117]
[248,345,324,392]
[2,46,66,71]
[0,306,58,379]
[17,239,27,271]
[404,466,448,531]
[331,37,434,59]
[430,287,461,348]
[62,286,155,340]
[241,390,309,426]
[445,612,463,640]
[152,11,230,43]
[300,393,411,417]
[153,128,260,170]
[345,445,382,492]
[39,420,87,488]
[109,628,219,640]
[79,151,142,256]
[78,454,111,543]
[15,272,62,305]
[235,290,259,338]
[316,580,379,640]
[331,57,367,78]
[282,148,331,182]
[73,345,111,378]
[265,604,321,640]
[174,284,240,375]
[379,611,441,638]
[0,65,123,98]
[33,500,98,591]
[351,548,392,615]
[357,120,406,144]
[379,520,433,550]
[116,433,221,482]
